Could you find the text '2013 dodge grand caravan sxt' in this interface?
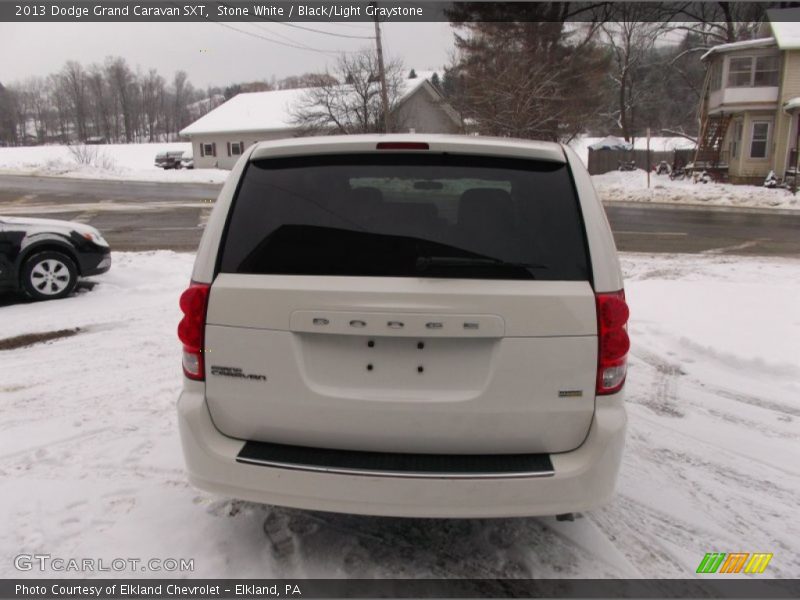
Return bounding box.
[177,135,629,518]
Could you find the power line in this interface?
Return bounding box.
[246,22,366,53]
[210,21,343,55]
[246,21,324,47]
[321,22,375,31]
[272,21,374,40]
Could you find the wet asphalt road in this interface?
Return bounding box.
[1,174,798,256]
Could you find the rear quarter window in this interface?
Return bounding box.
[219,153,590,281]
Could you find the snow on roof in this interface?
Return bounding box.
[700,37,777,61]
[180,75,435,137]
[588,136,632,151]
[767,9,800,49]
[785,97,800,112]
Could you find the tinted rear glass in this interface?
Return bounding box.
[219,154,589,281]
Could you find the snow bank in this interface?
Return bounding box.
[0,143,229,184]
[1,251,798,578]
[593,168,800,210]
[568,136,799,210]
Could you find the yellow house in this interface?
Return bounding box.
[698,9,800,185]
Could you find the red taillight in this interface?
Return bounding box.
[178,282,210,380]
[595,290,630,395]
[375,142,429,150]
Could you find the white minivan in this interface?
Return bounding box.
[177,135,628,518]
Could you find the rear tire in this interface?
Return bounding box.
[21,251,78,301]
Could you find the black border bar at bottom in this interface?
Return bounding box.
[3,579,800,599]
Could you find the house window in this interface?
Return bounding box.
[727,56,779,88]
[749,121,770,159]
[202,143,214,157]
[753,56,779,86]
[228,141,243,156]
[727,57,752,87]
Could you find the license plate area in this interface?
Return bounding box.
[296,333,496,399]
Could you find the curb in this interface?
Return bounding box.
[602,199,800,217]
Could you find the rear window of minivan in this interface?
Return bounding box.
[219,154,590,281]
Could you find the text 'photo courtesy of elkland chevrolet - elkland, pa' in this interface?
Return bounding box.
[0,2,799,600]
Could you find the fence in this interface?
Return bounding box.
[587,147,696,175]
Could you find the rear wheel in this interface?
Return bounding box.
[21,251,78,301]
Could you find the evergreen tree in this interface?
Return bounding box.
[446,4,608,141]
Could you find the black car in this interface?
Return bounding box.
[154,150,186,169]
[0,216,111,301]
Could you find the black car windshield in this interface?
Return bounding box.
[219,153,590,281]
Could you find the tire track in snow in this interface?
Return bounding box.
[223,505,642,578]
[628,348,686,418]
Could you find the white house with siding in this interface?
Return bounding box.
[180,74,461,169]
[697,9,800,184]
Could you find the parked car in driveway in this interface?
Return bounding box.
[0,216,111,300]
[155,150,186,169]
[177,134,629,518]
[180,151,194,170]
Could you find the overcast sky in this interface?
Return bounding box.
[0,21,456,88]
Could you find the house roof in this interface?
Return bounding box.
[180,72,442,137]
[767,9,800,50]
[700,37,777,61]
[701,11,800,61]
[785,97,800,112]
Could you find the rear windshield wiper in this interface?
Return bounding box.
[415,256,548,272]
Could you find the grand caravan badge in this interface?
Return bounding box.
[210,365,267,381]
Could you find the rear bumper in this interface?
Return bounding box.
[177,386,626,518]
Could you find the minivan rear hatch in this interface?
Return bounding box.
[204,151,597,454]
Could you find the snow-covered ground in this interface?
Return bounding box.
[594,168,800,211]
[0,143,229,184]
[1,252,798,578]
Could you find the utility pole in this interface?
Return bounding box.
[793,116,799,195]
[371,2,392,133]
[646,127,651,189]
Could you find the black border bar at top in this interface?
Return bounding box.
[2,2,798,23]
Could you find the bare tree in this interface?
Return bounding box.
[279,73,337,90]
[0,82,22,145]
[62,61,89,141]
[291,49,405,135]
[600,5,668,142]
[141,69,165,141]
[48,74,71,143]
[15,78,51,143]
[105,57,136,142]
[7,83,30,143]
[87,64,112,141]
[170,70,194,138]
[666,2,768,46]
[2,58,214,144]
